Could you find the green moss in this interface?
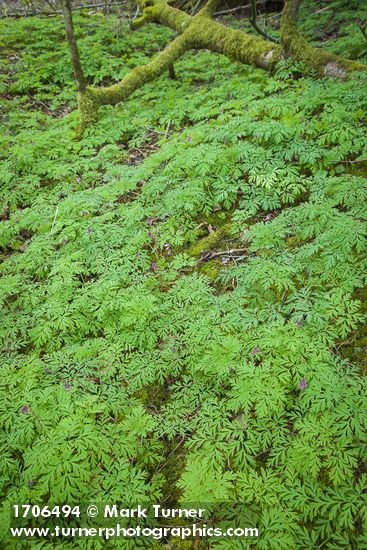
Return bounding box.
[285,236,302,250]
[86,31,189,113]
[74,0,276,131]
[351,163,367,178]
[198,259,221,279]
[152,543,193,550]
[167,540,194,549]
[187,223,232,257]
[185,219,239,288]
[78,89,100,135]
[158,445,187,507]
[200,208,233,228]
[187,15,280,71]
[134,382,170,409]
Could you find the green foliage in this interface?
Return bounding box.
[1,2,367,548]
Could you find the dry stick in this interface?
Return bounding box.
[25,92,53,113]
[147,127,164,134]
[164,120,171,139]
[132,4,140,20]
[359,22,367,42]
[198,248,248,262]
[314,5,333,14]
[191,0,203,15]
[330,158,367,164]
[214,0,267,17]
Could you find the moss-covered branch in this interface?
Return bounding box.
[78,0,366,130]
[79,32,190,130]
[198,0,220,18]
[280,0,365,77]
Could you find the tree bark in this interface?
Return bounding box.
[285,0,301,21]
[168,63,177,79]
[77,0,366,131]
[280,0,360,78]
[60,0,87,94]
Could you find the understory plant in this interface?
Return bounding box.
[1,2,367,548]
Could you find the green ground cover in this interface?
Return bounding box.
[1,1,367,547]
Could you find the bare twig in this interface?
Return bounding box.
[191,0,203,15]
[314,6,333,14]
[359,21,367,42]
[147,127,165,134]
[198,248,248,262]
[132,4,140,20]
[164,120,171,139]
[214,0,266,17]
[25,92,53,113]
[249,0,279,43]
[330,158,367,164]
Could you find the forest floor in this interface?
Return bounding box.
[1,1,367,548]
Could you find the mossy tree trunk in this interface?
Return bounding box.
[280,0,361,78]
[61,0,86,94]
[63,0,366,131]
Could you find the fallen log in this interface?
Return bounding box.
[60,0,366,132]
